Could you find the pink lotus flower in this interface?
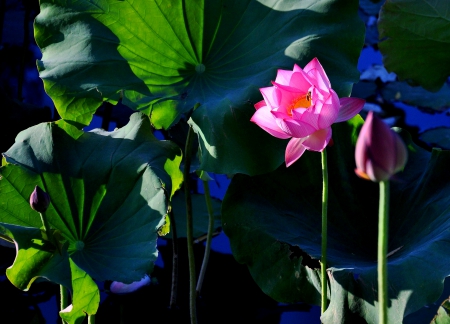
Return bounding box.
[355,111,408,182]
[250,58,365,166]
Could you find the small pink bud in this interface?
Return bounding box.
[355,111,408,182]
[29,186,51,213]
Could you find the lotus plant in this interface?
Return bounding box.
[355,111,408,324]
[250,57,365,313]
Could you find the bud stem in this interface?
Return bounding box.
[39,212,59,254]
[39,212,53,242]
[321,148,329,314]
[378,180,389,324]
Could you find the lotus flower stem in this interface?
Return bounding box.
[39,212,54,243]
[320,148,329,314]
[196,179,215,295]
[60,285,69,324]
[184,125,198,324]
[378,180,389,324]
[168,208,179,309]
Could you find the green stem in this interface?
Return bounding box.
[184,125,197,324]
[320,148,329,314]
[60,285,69,324]
[39,212,57,249]
[378,180,389,324]
[196,179,215,295]
[88,315,96,324]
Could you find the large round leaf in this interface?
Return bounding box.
[0,112,182,284]
[222,117,450,323]
[34,0,364,175]
[378,0,450,92]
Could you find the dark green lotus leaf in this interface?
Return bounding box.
[378,0,450,92]
[222,117,450,324]
[382,82,450,111]
[419,127,450,150]
[35,0,364,175]
[60,259,100,324]
[166,190,222,240]
[0,112,182,284]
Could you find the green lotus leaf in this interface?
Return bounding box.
[378,0,450,92]
[34,0,364,175]
[60,259,100,324]
[0,112,182,284]
[222,117,450,323]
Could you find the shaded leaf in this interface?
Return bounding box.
[378,0,450,91]
[222,116,450,323]
[35,0,365,175]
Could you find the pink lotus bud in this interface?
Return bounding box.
[355,111,408,182]
[29,186,51,213]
